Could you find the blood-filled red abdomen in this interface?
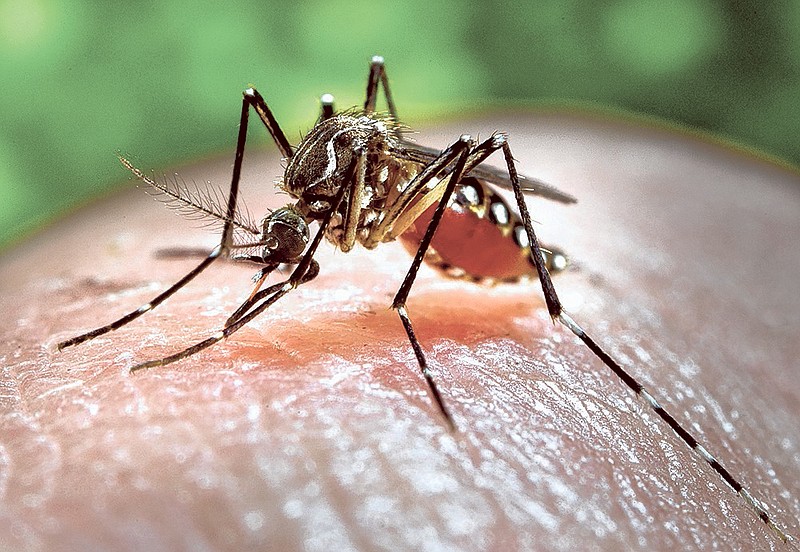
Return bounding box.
[397,177,562,284]
[399,201,535,282]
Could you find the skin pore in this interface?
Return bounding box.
[1,114,799,550]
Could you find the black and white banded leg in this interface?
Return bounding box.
[388,133,517,429]
[499,138,790,544]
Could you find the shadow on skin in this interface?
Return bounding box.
[1,114,799,550]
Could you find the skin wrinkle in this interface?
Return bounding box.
[1,114,799,550]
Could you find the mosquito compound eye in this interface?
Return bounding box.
[261,207,310,262]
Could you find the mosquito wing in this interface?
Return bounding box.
[393,141,577,204]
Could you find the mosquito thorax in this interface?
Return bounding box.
[259,206,310,263]
[282,113,398,218]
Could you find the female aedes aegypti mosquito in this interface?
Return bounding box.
[57,56,791,542]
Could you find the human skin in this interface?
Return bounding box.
[1,114,798,551]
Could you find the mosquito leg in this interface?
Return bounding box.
[389,135,475,429]
[128,278,291,373]
[154,247,217,260]
[58,91,264,351]
[367,134,503,248]
[59,86,298,351]
[224,263,281,326]
[498,139,790,542]
[225,259,319,328]
[129,153,357,373]
[223,260,306,327]
[155,249,272,268]
[319,93,335,121]
[56,248,223,350]
[131,232,321,373]
[364,55,398,122]
[242,88,294,159]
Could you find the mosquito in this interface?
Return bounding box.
[57,56,790,543]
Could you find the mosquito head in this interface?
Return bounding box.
[283,114,396,218]
[260,205,310,263]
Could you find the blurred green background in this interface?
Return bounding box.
[1,0,799,250]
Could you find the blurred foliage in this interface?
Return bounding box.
[1,0,799,249]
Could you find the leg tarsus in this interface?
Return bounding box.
[500,139,562,319]
[57,242,226,351]
[225,260,318,328]
[396,305,455,431]
[501,137,787,540]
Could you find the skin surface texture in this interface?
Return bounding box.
[1,114,799,551]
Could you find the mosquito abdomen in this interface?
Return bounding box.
[398,177,567,284]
